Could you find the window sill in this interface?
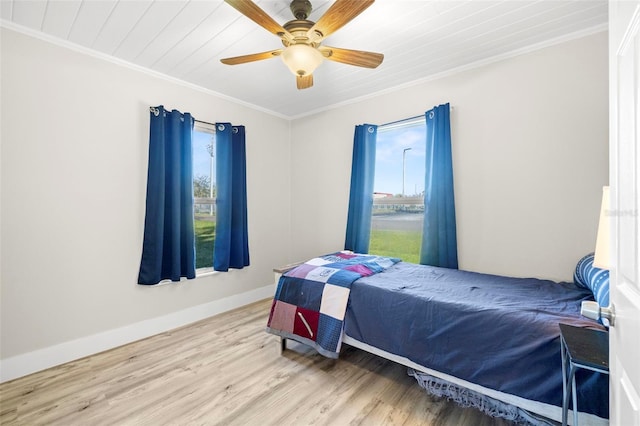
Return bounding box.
[195,267,218,278]
[148,268,219,286]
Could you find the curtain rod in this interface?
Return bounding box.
[380,114,424,127]
[149,106,216,129]
[194,118,216,127]
[380,106,455,128]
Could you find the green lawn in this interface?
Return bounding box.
[195,219,420,267]
[368,229,421,264]
[195,218,215,269]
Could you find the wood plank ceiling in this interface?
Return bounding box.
[1,0,608,118]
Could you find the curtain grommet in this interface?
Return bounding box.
[217,124,226,131]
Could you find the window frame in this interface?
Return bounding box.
[369,117,427,263]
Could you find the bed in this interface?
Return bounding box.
[266,252,609,426]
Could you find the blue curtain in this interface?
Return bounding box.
[214,123,250,271]
[344,124,377,253]
[420,103,458,268]
[138,106,195,285]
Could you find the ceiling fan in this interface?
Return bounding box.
[220,0,384,90]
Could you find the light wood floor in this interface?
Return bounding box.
[0,299,516,426]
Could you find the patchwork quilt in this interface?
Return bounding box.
[266,252,399,358]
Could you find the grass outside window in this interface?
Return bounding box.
[195,218,216,269]
[369,229,421,264]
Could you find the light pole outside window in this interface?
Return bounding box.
[207,141,214,215]
[402,147,412,197]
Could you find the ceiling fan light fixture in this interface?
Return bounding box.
[281,44,323,76]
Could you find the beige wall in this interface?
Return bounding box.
[0,29,291,364]
[289,31,609,282]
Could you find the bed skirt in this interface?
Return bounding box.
[408,369,553,426]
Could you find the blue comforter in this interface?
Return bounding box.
[266,252,400,358]
[344,262,608,419]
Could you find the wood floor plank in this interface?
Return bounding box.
[0,299,516,425]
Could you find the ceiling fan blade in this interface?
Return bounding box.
[308,0,375,41]
[225,0,291,39]
[220,49,282,65]
[297,74,314,90]
[319,46,383,68]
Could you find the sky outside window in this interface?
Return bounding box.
[375,121,426,196]
[193,130,215,184]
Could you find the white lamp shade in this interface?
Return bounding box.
[593,186,610,269]
[281,45,323,76]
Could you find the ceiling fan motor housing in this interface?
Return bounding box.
[282,20,318,47]
[284,0,322,47]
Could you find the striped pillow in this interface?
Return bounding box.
[574,253,610,307]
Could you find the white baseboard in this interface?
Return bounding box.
[0,285,274,383]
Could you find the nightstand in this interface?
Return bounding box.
[559,323,609,426]
[273,262,303,291]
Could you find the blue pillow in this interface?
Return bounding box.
[574,253,610,307]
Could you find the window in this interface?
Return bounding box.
[192,126,216,270]
[139,107,249,285]
[369,118,426,263]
